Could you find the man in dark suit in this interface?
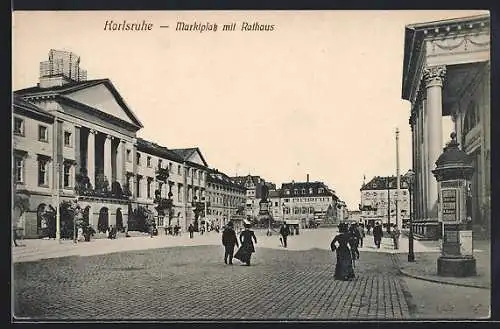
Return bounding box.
[279,222,291,248]
[222,221,239,265]
[373,222,383,248]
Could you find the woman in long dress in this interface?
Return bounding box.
[234,223,257,266]
[330,222,355,281]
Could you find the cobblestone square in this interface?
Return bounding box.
[13,244,411,320]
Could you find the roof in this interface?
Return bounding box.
[14,78,144,129]
[207,169,246,191]
[170,147,209,167]
[402,14,490,101]
[13,97,54,123]
[230,175,265,187]
[280,181,334,197]
[136,138,184,162]
[360,175,410,191]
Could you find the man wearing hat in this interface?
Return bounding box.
[222,221,239,265]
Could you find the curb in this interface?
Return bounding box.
[391,254,490,290]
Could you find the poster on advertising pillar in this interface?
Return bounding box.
[459,230,473,256]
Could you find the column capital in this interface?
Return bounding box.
[89,128,97,135]
[423,65,447,88]
[106,134,113,140]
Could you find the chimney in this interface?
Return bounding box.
[307,174,309,183]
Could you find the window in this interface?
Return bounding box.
[38,159,49,186]
[178,184,183,202]
[126,149,131,162]
[169,162,172,172]
[309,188,313,194]
[38,125,48,142]
[136,177,141,197]
[285,189,290,195]
[63,163,71,187]
[64,131,72,147]
[15,157,24,183]
[136,153,141,166]
[178,165,181,175]
[318,188,324,193]
[158,159,162,168]
[147,179,152,198]
[147,156,152,168]
[301,189,306,194]
[14,118,24,136]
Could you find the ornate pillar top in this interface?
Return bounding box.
[89,128,97,135]
[423,65,447,88]
[105,134,113,140]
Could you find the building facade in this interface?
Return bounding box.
[360,176,410,228]
[401,14,490,239]
[230,175,275,220]
[12,49,213,237]
[277,180,342,228]
[206,169,246,228]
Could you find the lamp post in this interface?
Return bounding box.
[405,169,415,262]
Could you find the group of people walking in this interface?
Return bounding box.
[221,221,257,266]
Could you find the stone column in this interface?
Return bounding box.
[116,139,123,185]
[421,96,428,221]
[87,129,96,187]
[423,65,446,221]
[74,125,81,175]
[104,134,112,183]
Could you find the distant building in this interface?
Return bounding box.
[206,169,246,228]
[230,175,275,220]
[348,210,362,223]
[360,176,410,228]
[277,177,343,229]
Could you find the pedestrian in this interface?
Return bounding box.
[279,222,291,248]
[222,221,239,265]
[357,223,365,248]
[234,221,257,266]
[392,224,401,250]
[330,222,355,281]
[188,223,194,239]
[373,222,383,248]
[12,227,19,247]
[348,223,361,260]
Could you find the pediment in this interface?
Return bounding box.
[64,82,142,127]
[187,149,207,167]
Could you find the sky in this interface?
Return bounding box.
[12,10,487,210]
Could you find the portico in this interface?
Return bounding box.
[402,14,490,239]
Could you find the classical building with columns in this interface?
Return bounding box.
[401,14,490,239]
[13,49,215,237]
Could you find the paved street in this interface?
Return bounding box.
[11,228,490,320]
[13,228,412,320]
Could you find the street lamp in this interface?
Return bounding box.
[405,169,415,262]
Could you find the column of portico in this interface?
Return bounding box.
[104,134,112,183]
[87,129,96,187]
[116,139,124,185]
[420,95,428,221]
[413,108,421,221]
[423,65,446,221]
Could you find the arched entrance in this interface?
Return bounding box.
[37,204,56,238]
[98,207,109,233]
[83,206,91,225]
[116,208,124,232]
